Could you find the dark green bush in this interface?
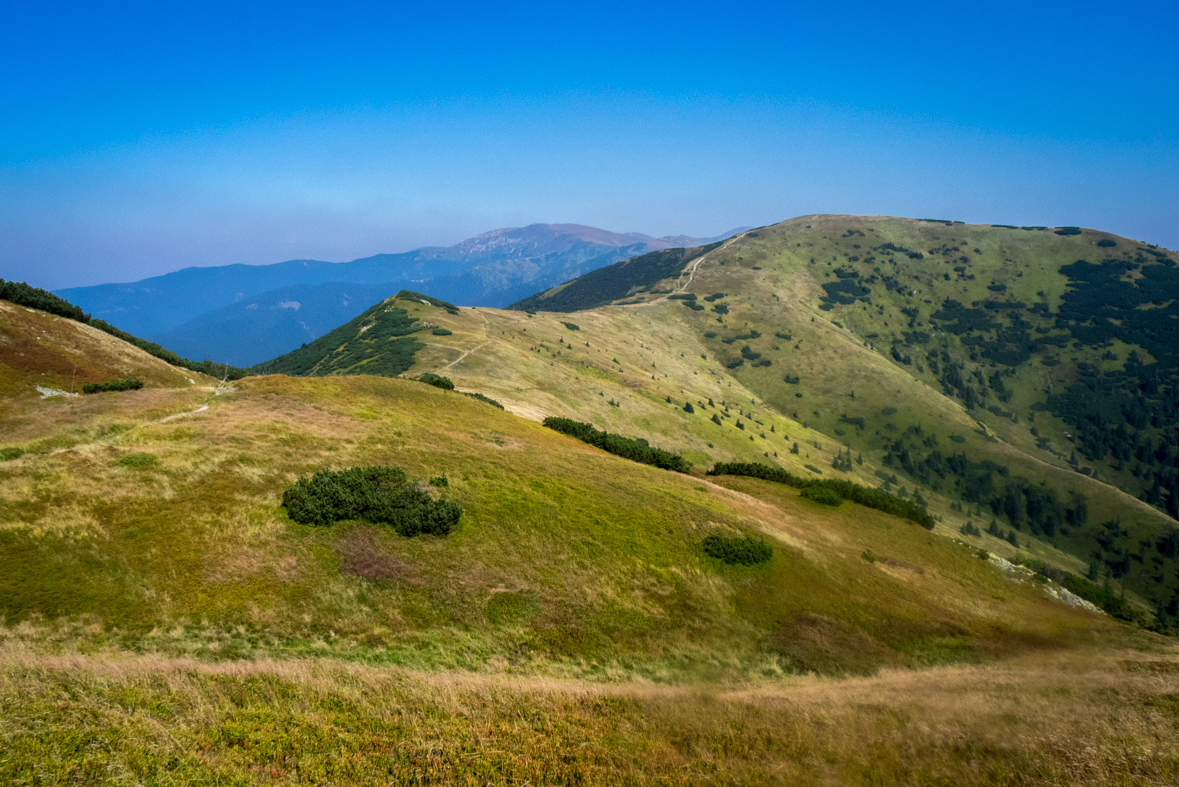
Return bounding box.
[0,447,24,461]
[1060,573,1134,621]
[281,466,461,536]
[1054,226,1082,236]
[562,322,580,331]
[431,327,453,336]
[702,534,772,566]
[1096,239,1117,247]
[417,373,454,390]
[462,391,505,409]
[801,485,843,505]
[542,417,691,473]
[82,378,144,394]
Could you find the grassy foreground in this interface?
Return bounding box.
[1,648,1177,785]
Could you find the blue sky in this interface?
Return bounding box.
[2,1,1176,289]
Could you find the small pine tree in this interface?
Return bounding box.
[683,402,695,414]
[711,413,722,425]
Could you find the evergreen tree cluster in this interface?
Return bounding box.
[0,278,89,321]
[281,466,461,536]
[82,378,143,394]
[542,417,691,473]
[702,534,772,566]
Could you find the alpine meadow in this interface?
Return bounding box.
[2,214,1178,784]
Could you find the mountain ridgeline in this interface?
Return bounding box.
[56,223,745,366]
[510,242,724,312]
[391,215,1179,627]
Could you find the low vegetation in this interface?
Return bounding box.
[702,534,772,565]
[281,466,461,536]
[81,377,143,394]
[708,461,936,528]
[543,416,691,473]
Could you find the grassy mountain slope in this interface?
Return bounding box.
[0,299,214,402]
[321,219,1179,622]
[0,364,1129,669]
[3,300,1178,784]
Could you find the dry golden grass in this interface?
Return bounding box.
[0,646,1176,785]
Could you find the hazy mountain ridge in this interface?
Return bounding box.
[57,223,746,365]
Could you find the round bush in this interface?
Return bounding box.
[702,534,772,566]
[282,466,461,536]
[800,485,843,506]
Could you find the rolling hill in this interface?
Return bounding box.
[254,216,1179,627]
[2,224,1179,783]
[55,223,746,365]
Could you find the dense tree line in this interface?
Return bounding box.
[0,278,89,321]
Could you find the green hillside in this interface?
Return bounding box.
[346,217,1179,627]
[510,242,723,312]
[2,286,1178,783]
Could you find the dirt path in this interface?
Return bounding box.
[442,341,489,371]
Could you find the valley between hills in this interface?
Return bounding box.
[1,215,1178,784]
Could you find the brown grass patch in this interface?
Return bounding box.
[334,527,416,583]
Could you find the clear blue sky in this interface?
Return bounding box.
[2,0,1176,289]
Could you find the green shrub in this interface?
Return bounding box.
[417,373,454,390]
[431,327,453,336]
[462,391,504,409]
[281,466,461,536]
[707,461,937,529]
[562,322,580,331]
[1054,226,1082,236]
[1060,573,1134,621]
[702,534,772,566]
[801,485,843,505]
[542,417,690,473]
[82,378,144,394]
[119,453,158,468]
[0,447,24,461]
[429,476,449,487]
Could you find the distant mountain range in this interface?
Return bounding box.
[56,223,747,366]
